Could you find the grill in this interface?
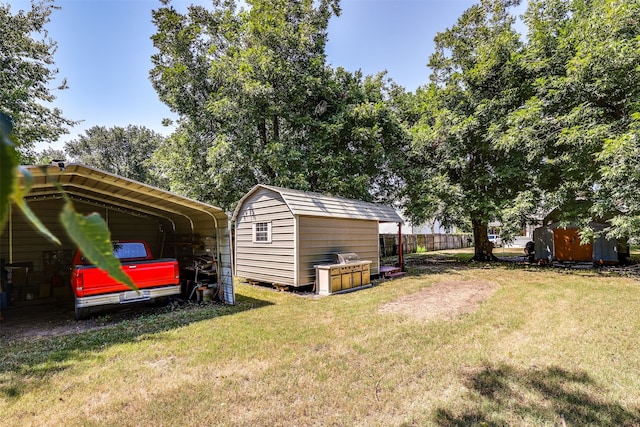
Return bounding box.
[335,252,361,264]
[315,252,372,295]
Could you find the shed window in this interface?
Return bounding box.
[253,222,272,243]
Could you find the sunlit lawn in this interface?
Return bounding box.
[1,252,640,426]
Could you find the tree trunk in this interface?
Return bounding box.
[273,115,279,140]
[470,218,499,262]
[258,119,267,146]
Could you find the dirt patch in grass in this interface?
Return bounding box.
[378,280,499,321]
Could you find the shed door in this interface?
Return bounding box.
[534,227,554,261]
[554,228,592,262]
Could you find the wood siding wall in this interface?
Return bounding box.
[234,188,296,285]
[297,216,379,285]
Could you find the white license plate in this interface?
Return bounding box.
[123,290,146,300]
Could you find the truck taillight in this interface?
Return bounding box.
[174,264,180,280]
[75,271,83,291]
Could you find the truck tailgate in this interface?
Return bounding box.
[74,258,179,297]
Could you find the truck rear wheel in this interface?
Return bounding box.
[153,296,169,307]
[75,298,90,320]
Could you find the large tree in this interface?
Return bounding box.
[0,0,75,160]
[401,0,530,261]
[149,0,407,211]
[64,125,167,187]
[501,0,640,238]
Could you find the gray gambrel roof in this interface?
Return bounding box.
[232,184,403,223]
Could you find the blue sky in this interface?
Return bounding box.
[7,0,523,151]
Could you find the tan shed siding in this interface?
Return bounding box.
[297,216,380,285]
[234,188,296,285]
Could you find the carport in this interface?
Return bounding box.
[0,164,234,312]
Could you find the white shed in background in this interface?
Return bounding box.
[232,184,403,288]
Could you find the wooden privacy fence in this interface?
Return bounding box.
[379,233,473,257]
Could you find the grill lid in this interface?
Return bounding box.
[335,252,361,264]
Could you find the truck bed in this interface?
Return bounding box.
[73,258,180,298]
[70,241,182,319]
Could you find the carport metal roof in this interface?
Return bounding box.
[21,164,228,236]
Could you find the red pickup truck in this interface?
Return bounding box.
[71,240,181,319]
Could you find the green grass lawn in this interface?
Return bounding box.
[2,255,640,426]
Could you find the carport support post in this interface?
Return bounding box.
[8,204,13,263]
[398,223,403,271]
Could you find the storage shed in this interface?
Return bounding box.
[534,208,629,265]
[232,185,403,288]
[0,164,234,309]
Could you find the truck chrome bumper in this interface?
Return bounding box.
[75,285,181,308]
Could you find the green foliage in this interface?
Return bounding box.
[150,0,406,211]
[64,125,168,188]
[0,114,18,228]
[0,116,56,242]
[0,0,76,160]
[33,147,65,165]
[400,0,528,260]
[596,114,640,239]
[499,0,640,237]
[401,0,640,252]
[587,1,640,237]
[59,201,135,290]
